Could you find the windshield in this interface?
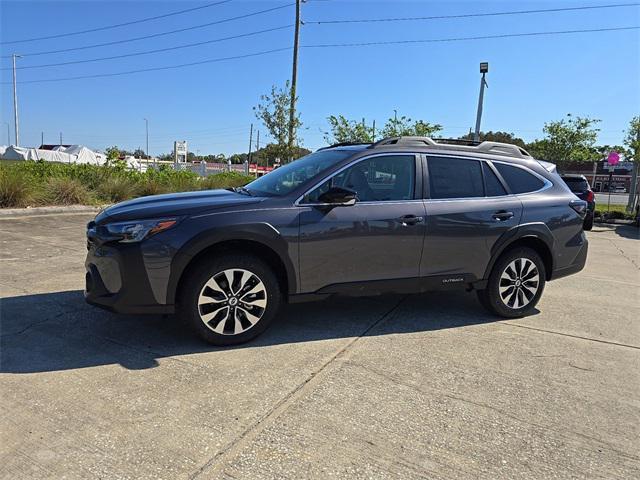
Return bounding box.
[245,149,355,196]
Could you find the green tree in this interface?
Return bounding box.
[133,148,146,158]
[323,115,375,144]
[104,146,127,170]
[254,81,302,163]
[381,115,442,138]
[458,131,527,149]
[526,114,601,164]
[624,116,640,164]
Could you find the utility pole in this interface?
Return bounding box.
[394,109,397,122]
[247,123,253,175]
[372,119,376,141]
[255,130,260,178]
[144,118,149,165]
[41,131,44,147]
[474,62,489,142]
[12,54,21,146]
[288,0,301,163]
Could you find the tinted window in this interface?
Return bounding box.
[562,177,590,193]
[495,163,545,194]
[428,157,483,199]
[483,163,507,196]
[246,149,353,196]
[305,155,415,203]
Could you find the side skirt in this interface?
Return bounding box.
[288,274,483,303]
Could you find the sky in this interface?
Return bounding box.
[0,0,638,157]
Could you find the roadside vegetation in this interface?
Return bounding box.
[0,161,252,208]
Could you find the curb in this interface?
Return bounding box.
[594,219,636,226]
[0,205,101,217]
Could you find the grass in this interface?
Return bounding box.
[0,161,253,209]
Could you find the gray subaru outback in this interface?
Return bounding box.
[85,137,589,345]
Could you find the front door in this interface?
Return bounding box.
[420,156,523,280]
[298,154,426,293]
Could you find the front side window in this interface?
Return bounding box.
[304,155,415,203]
[245,149,354,197]
[494,163,545,194]
[428,157,484,199]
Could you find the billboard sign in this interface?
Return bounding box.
[174,141,188,163]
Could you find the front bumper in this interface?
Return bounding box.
[85,240,174,315]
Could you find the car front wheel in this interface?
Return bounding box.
[477,247,546,318]
[180,254,281,345]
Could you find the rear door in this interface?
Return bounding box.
[420,156,523,281]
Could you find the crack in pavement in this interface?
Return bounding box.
[501,322,640,350]
[606,237,640,270]
[188,295,408,480]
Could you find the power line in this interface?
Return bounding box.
[0,1,234,45]
[306,3,640,24]
[3,25,293,71]
[1,2,295,58]
[303,26,640,48]
[5,25,637,85]
[1,47,292,85]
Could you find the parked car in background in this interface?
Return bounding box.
[86,137,589,345]
[561,174,595,230]
[612,186,627,193]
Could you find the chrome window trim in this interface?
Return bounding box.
[294,152,419,207]
[423,154,552,201]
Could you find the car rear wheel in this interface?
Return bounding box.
[180,254,281,345]
[583,212,594,231]
[477,247,546,318]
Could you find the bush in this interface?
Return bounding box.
[0,168,34,207]
[98,176,138,203]
[0,161,260,208]
[44,177,90,205]
[200,171,252,190]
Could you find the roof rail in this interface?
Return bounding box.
[317,141,372,151]
[370,136,438,148]
[370,136,532,159]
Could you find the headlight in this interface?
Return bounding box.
[105,218,178,243]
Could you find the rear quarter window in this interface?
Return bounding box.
[495,163,545,194]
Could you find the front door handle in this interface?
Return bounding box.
[492,210,514,221]
[398,215,424,226]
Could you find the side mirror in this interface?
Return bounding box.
[317,186,357,206]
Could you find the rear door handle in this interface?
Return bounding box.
[492,210,514,221]
[398,215,424,226]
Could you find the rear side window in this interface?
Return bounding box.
[428,157,484,199]
[483,163,507,196]
[494,163,545,194]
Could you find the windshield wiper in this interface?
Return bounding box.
[233,186,254,197]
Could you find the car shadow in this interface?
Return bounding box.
[1,289,530,374]
[613,224,639,240]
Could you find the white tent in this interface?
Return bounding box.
[0,144,107,165]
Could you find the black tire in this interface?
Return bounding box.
[476,247,546,318]
[179,254,282,346]
[583,213,594,231]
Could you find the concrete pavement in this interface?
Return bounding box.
[1,212,639,479]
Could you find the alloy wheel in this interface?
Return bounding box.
[197,268,267,335]
[499,258,540,309]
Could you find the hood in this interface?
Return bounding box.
[95,189,263,224]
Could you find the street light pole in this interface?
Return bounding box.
[12,54,22,146]
[474,62,489,142]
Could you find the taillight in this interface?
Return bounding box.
[569,199,588,219]
[586,190,594,202]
